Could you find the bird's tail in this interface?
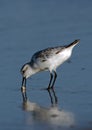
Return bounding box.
[66,39,80,48]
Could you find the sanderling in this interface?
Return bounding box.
[21,39,80,90]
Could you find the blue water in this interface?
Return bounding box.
[0,0,92,130]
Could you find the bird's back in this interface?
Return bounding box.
[31,46,65,62]
[30,39,79,71]
[30,46,65,71]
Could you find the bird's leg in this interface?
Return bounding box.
[52,89,58,104]
[47,89,53,104]
[47,89,58,106]
[51,71,57,89]
[47,72,53,90]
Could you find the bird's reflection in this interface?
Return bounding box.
[21,89,75,127]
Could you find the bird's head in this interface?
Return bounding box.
[21,63,32,86]
[21,63,32,78]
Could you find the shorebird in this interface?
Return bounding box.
[21,39,80,90]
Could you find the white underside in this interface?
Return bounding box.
[35,47,74,72]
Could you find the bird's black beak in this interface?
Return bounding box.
[21,77,27,102]
[22,77,26,87]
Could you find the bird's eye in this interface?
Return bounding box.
[22,70,25,74]
[21,70,25,74]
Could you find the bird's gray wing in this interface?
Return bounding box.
[31,46,65,63]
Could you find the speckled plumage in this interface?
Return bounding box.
[21,39,80,90]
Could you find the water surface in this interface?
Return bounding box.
[0,0,92,130]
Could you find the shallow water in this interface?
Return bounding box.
[0,0,92,130]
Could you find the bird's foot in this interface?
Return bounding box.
[41,86,51,91]
[46,87,51,91]
[50,86,54,90]
[46,86,54,91]
[41,86,54,91]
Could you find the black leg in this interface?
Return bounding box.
[47,72,53,90]
[47,89,53,104]
[51,71,57,89]
[47,89,58,105]
[52,89,58,104]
